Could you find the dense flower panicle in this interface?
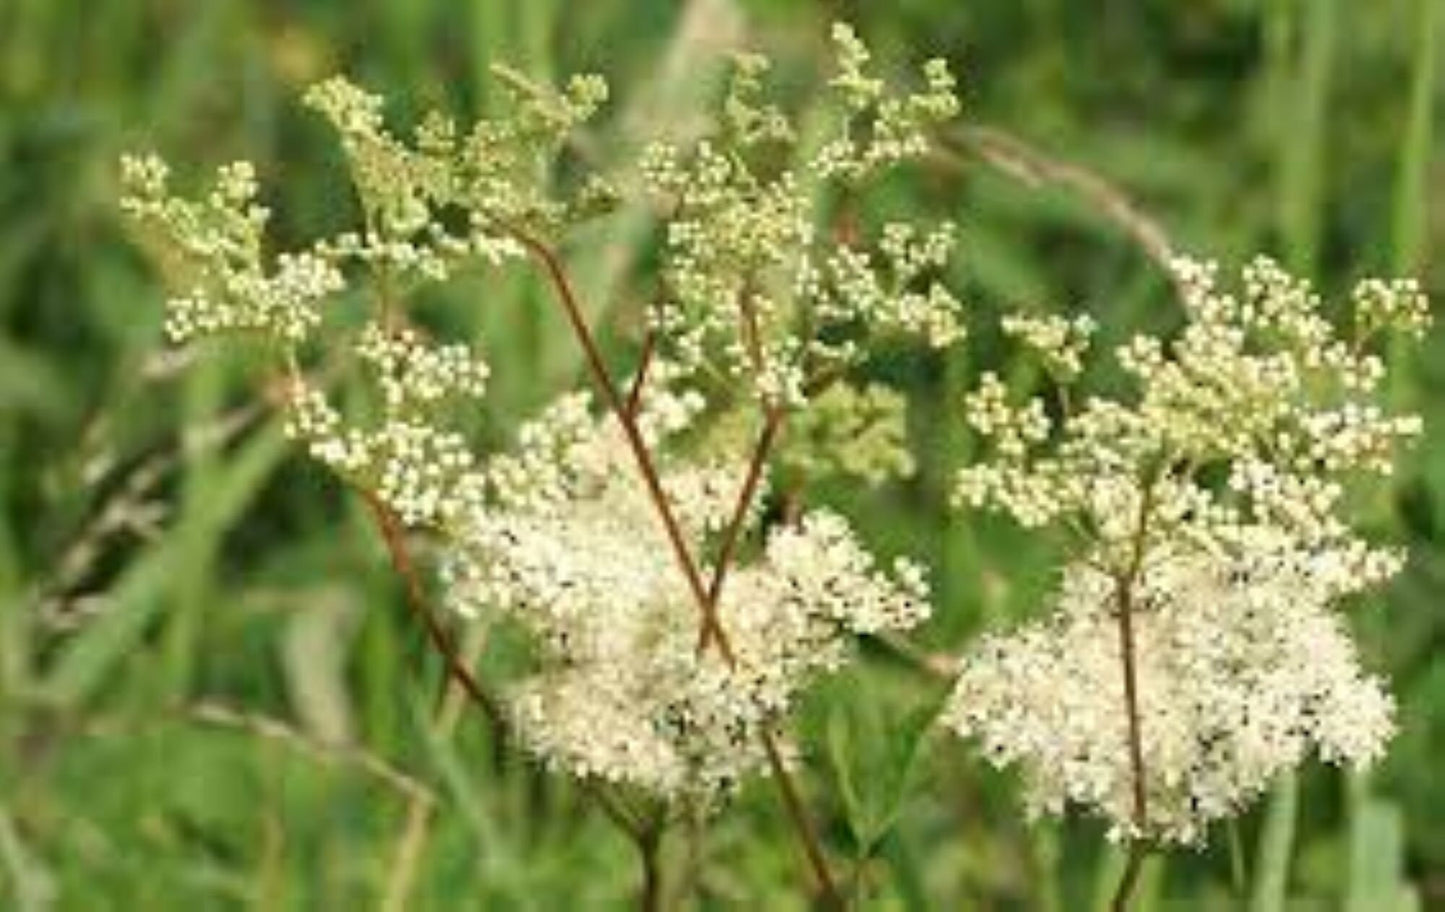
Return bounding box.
[946,255,1428,841]
[442,387,930,801]
[943,549,1395,845]
[639,25,965,408]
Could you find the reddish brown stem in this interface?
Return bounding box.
[360,490,505,734]
[1114,580,1148,831]
[515,232,737,663]
[763,733,842,911]
[1111,480,1157,911]
[638,822,663,912]
[1111,844,1148,912]
[625,330,657,421]
[697,406,784,653]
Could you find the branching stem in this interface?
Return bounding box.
[514,233,734,657]
[626,330,658,421]
[516,231,842,908]
[697,406,783,653]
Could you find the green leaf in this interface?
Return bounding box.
[826,684,942,853]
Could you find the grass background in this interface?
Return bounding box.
[1,0,1442,908]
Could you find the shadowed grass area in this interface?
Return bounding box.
[2,0,1441,908]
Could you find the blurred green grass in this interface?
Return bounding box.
[1,0,1441,908]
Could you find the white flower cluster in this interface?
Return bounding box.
[947,255,1429,842]
[355,322,490,411]
[820,222,966,349]
[283,322,490,527]
[640,25,965,407]
[443,387,930,800]
[119,156,343,344]
[944,547,1394,844]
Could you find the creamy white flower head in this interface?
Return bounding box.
[943,547,1394,845]
[442,388,930,802]
[948,256,1423,844]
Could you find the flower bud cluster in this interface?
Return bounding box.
[956,256,1428,570]
[282,322,490,527]
[818,24,961,180]
[120,156,343,344]
[639,26,965,408]
[776,384,916,485]
[303,70,612,276]
[1001,313,1096,381]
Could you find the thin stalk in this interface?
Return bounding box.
[1114,582,1148,830]
[871,631,957,682]
[665,808,706,912]
[381,626,490,912]
[697,406,783,653]
[359,489,506,734]
[700,410,839,905]
[763,733,842,911]
[639,823,663,912]
[1111,479,1157,911]
[513,232,733,657]
[1111,843,1148,912]
[587,784,663,912]
[517,231,842,907]
[626,330,658,420]
[590,784,646,840]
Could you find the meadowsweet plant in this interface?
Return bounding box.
[117,19,1430,911]
[122,23,959,907]
[944,256,1429,901]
